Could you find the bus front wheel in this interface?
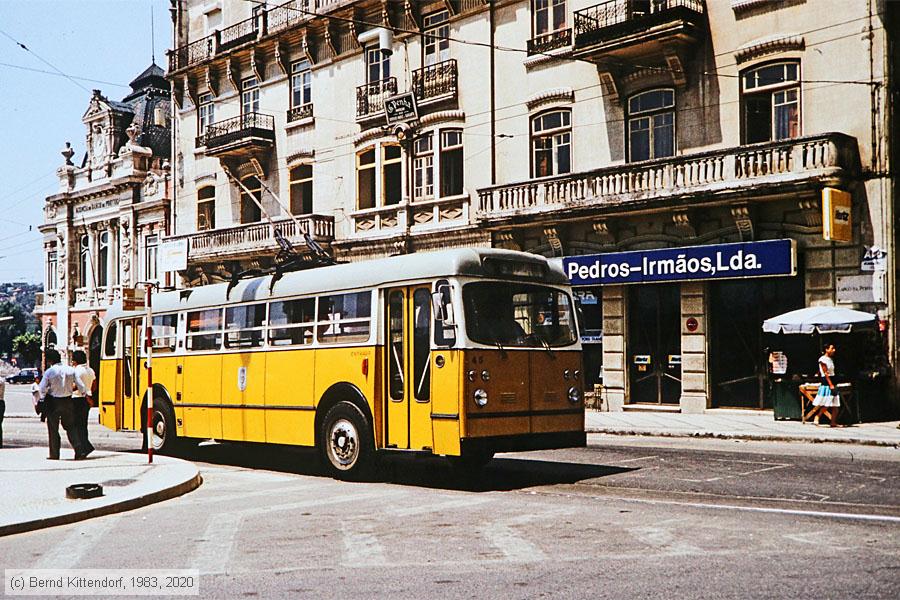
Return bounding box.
[142,397,178,455]
[319,402,374,480]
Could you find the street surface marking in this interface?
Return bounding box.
[194,511,243,575]
[191,490,402,574]
[384,496,492,518]
[622,497,900,524]
[629,525,701,556]
[34,513,123,570]
[483,522,546,562]
[615,455,659,464]
[341,523,386,567]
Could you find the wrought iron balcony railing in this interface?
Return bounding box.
[165,215,335,260]
[217,15,260,51]
[574,0,704,48]
[477,133,858,221]
[287,103,314,123]
[204,113,275,152]
[356,77,398,118]
[412,60,458,104]
[168,35,215,72]
[266,0,311,34]
[527,28,573,55]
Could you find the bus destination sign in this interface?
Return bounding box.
[562,239,796,286]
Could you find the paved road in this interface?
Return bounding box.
[2,418,899,599]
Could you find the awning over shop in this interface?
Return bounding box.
[762,306,877,334]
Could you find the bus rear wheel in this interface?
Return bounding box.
[319,402,374,481]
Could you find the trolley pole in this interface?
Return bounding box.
[145,283,154,464]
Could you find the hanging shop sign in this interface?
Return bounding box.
[562,239,796,286]
[384,92,419,126]
[158,238,188,272]
[822,187,852,242]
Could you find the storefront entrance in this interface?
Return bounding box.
[628,284,681,404]
[709,278,804,408]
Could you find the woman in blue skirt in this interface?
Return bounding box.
[808,343,841,427]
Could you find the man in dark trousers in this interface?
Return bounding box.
[39,349,87,460]
[71,350,96,457]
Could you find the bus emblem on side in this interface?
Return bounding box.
[237,367,248,392]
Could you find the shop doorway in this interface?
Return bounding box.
[628,284,681,404]
[709,278,804,408]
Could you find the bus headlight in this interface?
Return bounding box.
[567,386,582,404]
[573,370,581,380]
[467,370,476,382]
[474,388,488,407]
[481,370,490,382]
[563,369,571,380]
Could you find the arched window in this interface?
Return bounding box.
[240,176,262,224]
[197,186,215,230]
[531,109,571,177]
[627,89,675,162]
[79,234,90,288]
[741,61,800,144]
[97,231,109,287]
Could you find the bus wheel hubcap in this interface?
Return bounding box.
[153,413,166,446]
[329,419,358,467]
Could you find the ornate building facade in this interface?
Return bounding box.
[164,0,898,411]
[34,64,172,374]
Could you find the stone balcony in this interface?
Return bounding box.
[165,215,334,262]
[73,285,122,309]
[476,133,859,226]
[349,194,470,238]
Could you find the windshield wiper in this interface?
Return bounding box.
[538,336,555,359]
[494,339,507,359]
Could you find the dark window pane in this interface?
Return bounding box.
[744,94,772,143]
[629,117,650,162]
[413,288,431,401]
[384,161,402,205]
[440,147,464,197]
[388,291,404,400]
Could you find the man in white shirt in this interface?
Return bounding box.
[39,349,88,460]
[72,350,96,457]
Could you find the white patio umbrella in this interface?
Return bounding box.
[762,306,877,335]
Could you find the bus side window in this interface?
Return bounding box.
[186,309,223,351]
[224,303,266,349]
[433,279,456,347]
[317,291,372,344]
[269,297,315,346]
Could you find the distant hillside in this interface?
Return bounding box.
[0,281,41,316]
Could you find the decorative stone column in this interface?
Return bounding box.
[680,281,710,413]
[601,285,626,411]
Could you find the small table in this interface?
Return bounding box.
[799,382,856,424]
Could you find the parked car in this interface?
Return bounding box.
[6,368,39,384]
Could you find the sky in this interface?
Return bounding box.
[0,0,170,284]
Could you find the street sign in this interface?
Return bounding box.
[122,287,146,311]
[562,239,797,286]
[159,238,188,272]
[384,92,418,125]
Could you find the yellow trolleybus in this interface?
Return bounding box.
[99,248,585,478]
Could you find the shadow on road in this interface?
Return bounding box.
[154,442,635,492]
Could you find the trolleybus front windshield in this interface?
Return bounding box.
[463,282,577,348]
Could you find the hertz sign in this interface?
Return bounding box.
[822,187,852,243]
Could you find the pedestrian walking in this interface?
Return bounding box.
[40,349,88,460]
[808,343,842,427]
[31,373,43,419]
[71,350,96,456]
